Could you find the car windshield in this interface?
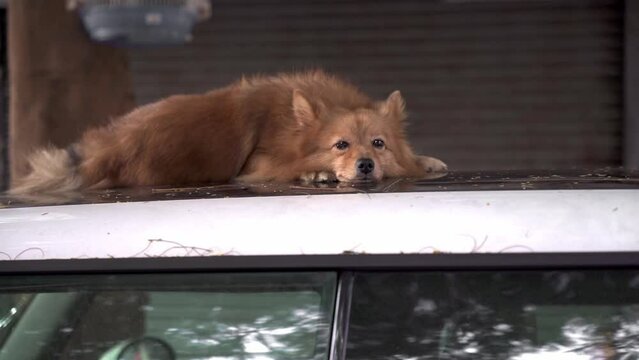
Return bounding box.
[0,272,337,360]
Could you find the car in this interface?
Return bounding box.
[1,170,639,360]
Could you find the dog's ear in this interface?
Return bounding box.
[292,90,317,127]
[378,90,407,121]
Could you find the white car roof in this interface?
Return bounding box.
[1,171,638,260]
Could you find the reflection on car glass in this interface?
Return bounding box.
[0,272,336,360]
[347,271,639,360]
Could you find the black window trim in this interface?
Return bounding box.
[0,252,639,275]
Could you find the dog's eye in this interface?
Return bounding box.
[372,139,385,149]
[334,140,350,150]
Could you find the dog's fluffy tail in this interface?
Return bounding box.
[8,147,83,195]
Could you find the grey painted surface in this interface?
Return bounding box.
[128,0,623,171]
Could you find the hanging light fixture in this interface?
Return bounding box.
[67,0,212,45]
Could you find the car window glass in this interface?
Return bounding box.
[347,271,639,360]
[0,272,336,360]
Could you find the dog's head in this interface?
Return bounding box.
[293,89,416,182]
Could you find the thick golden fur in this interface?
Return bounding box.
[11,71,446,194]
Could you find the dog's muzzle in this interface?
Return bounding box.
[356,158,375,177]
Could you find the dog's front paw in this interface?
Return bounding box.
[418,156,448,173]
[300,171,338,183]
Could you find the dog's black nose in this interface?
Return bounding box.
[356,158,375,175]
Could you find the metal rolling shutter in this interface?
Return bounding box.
[128,0,623,171]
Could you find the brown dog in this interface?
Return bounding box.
[10,71,446,194]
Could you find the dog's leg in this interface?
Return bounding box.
[299,171,338,183]
[87,178,115,190]
[234,168,277,183]
[418,156,448,173]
